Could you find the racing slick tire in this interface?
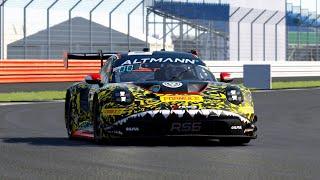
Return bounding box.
[219,138,251,145]
[65,91,76,139]
[92,95,109,144]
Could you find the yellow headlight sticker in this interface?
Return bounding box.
[102,108,126,115]
[160,95,204,102]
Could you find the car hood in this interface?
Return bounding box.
[134,81,211,94]
[103,80,231,93]
[98,81,254,122]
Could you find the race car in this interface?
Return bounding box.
[65,50,257,144]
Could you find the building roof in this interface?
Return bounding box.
[8,17,145,46]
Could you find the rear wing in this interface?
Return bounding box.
[63,50,118,69]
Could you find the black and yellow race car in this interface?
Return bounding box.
[65,50,257,144]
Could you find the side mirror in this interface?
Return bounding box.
[220,72,233,83]
[85,73,101,84]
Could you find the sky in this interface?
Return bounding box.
[287,0,319,12]
[2,0,147,41]
[1,0,319,46]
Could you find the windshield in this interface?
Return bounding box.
[112,63,216,83]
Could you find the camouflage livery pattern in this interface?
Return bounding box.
[66,82,93,133]
[97,83,254,123]
[65,81,256,138]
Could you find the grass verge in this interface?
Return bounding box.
[272,81,320,89]
[0,81,320,102]
[0,91,65,102]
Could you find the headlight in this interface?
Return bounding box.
[113,88,134,104]
[226,86,243,105]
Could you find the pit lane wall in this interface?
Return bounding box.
[1,59,320,83]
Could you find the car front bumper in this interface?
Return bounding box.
[102,109,257,139]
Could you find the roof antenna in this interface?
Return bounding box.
[191,49,198,56]
[142,47,150,52]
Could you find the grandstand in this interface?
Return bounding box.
[146,1,230,60]
[286,2,320,61]
[146,0,286,61]
[146,0,319,61]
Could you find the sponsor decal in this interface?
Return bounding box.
[102,108,126,115]
[121,58,197,66]
[162,82,183,88]
[170,122,202,132]
[231,126,242,130]
[178,105,198,110]
[113,64,135,73]
[125,127,140,132]
[160,95,203,102]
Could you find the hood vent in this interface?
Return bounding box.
[187,83,207,93]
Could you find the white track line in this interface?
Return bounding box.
[255,87,320,93]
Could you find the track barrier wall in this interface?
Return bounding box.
[206,61,320,79]
[0,60,100,83]
[1,59,320,84]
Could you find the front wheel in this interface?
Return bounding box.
[65,92,75,139]
[92,95,109,144]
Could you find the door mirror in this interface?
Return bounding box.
[220,72,233,83]
[85,73,101,84]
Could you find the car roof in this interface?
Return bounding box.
[113,51,206,67]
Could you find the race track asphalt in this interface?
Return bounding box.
[0,89,320,180]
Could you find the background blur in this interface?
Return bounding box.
[0,0,318,61]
